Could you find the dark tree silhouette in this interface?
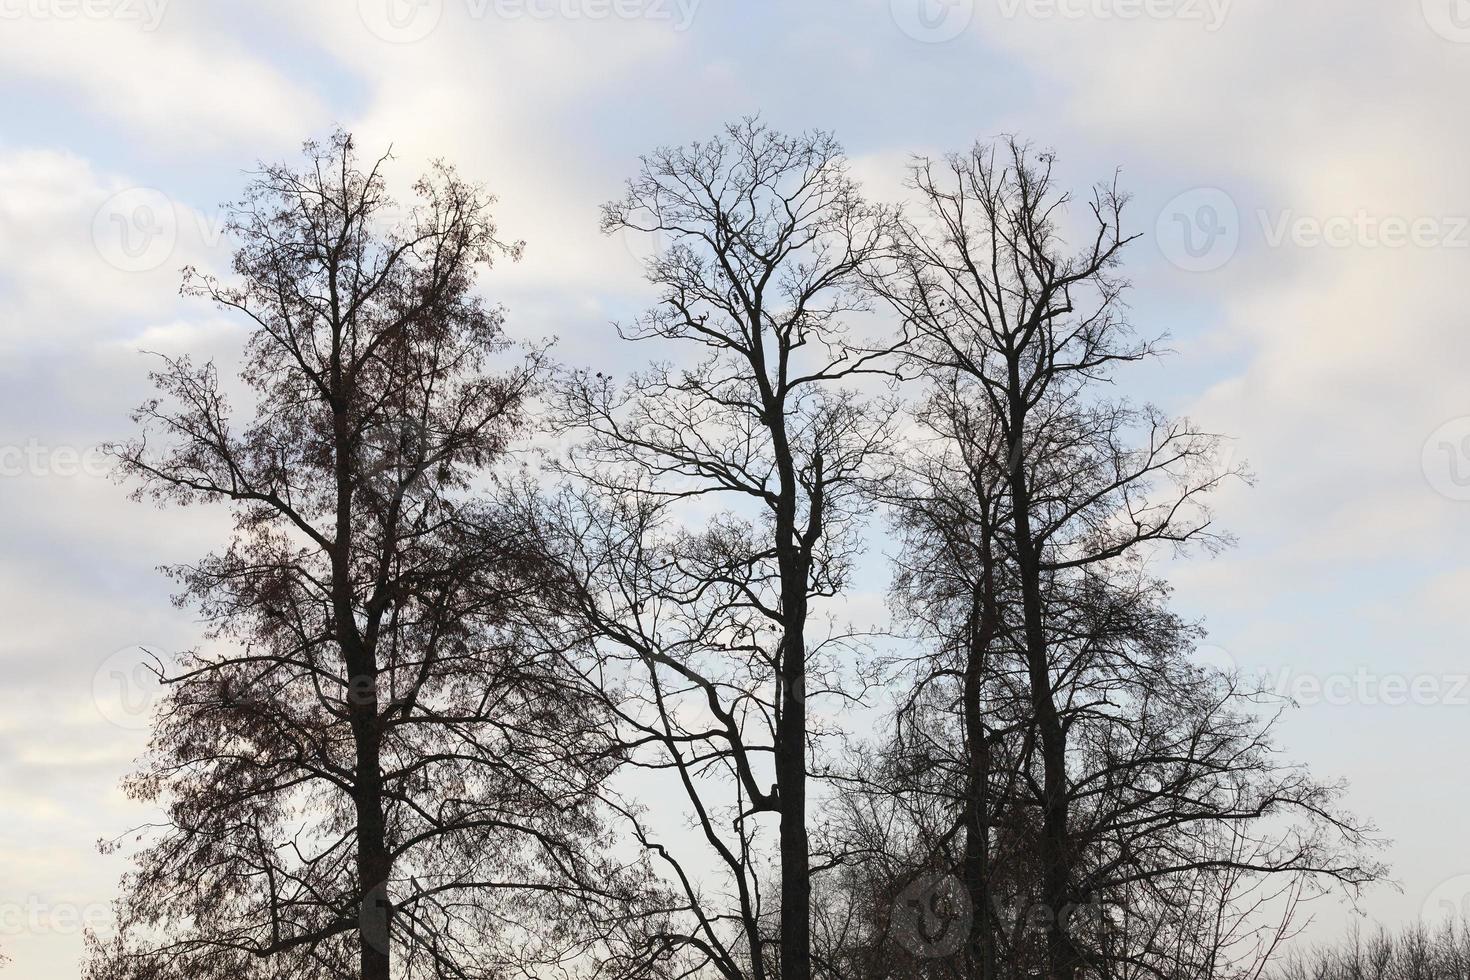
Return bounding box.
[89,133,615,980]
[1275,920,1470,980]
[525,119,901,980]
[842,139,1382,980]
[85,123,1388,980]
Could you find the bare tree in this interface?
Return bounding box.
[1274,919,1470,980]
[870,375,1046,980]
[854,138,1381,980]
[83,123,1383,980]
[525,119,899,980]
[89,133,615,980]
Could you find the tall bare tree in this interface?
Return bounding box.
[529,119,899,980]
[90,133,615,980]
[858,139,1380,980]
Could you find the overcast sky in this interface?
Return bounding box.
[2,0,1470,974]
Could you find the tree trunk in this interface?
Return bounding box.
[333,364,393,980]
[766,356,812,980]
[1007,378,1075,980]
[354,707,392,980]
[776,572,810,980]
[777,665,810,980]
[341,585,393,980]
[963,580,999,980]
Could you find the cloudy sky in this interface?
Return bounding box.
[2,0,1469,973]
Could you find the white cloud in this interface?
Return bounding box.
[0,8,327,153]
[0,148,240,354]
[3,0,1469,969]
